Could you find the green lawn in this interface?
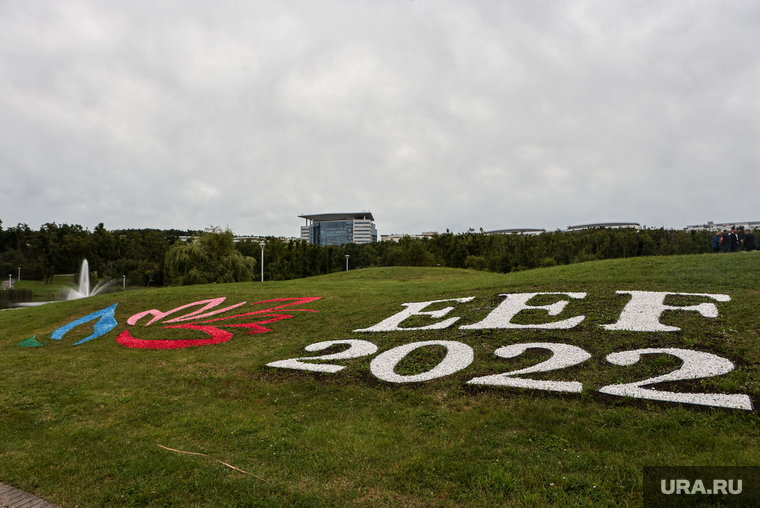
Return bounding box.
[1,253,759,507]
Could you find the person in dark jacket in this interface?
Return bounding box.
[730,229,739,252]
[719,230,732,253]
[744,231,756,251]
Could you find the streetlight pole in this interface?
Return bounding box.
[18,267,21,282]
[345,254,350,271]
[259,241,266,282]
[123,275,126,289]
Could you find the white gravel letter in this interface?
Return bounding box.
[354,297,475,332]
[460,293,586,330]
[602,291,730,332]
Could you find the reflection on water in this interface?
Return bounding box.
[1,301,57,310]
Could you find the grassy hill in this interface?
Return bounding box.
[1,253,759,507]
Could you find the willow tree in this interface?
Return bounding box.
[164,228,256,285]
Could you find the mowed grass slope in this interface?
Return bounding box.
[1,254,759,507]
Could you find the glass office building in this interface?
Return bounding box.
[299,212,377,246]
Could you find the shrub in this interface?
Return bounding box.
[539,257,558,268]
[465,255,488,271]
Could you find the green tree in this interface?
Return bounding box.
[164,228,256,285]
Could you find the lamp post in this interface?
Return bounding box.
[345,254,350,271]
[123,275,126,289]
[259,241,266,282]
[18,267,21,282]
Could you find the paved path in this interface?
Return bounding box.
[0,483,61,508]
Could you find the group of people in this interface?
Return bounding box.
[712,228,756,253]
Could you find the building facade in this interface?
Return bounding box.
[565,222,640,232]
[299,212,377,246]
[684,221,760,232]
[485,228,546,236]
[380,232,438,242]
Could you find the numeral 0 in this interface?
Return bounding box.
[370,341,474,383]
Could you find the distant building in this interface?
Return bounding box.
[381,232,438,242]
[485,228,546,236]
[233,235,301,243]
[177,235,300,243]
[566,222,640,232]
[299,212,377,246]
[684,221,760,232]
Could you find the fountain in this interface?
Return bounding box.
[66,259,118,300]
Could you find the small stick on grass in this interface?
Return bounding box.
[158,444,268,483]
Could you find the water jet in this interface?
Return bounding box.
[66,259,117,300]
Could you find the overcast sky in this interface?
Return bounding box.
[1,1,758,237]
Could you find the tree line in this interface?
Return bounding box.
[0,221,198,286]
[237,226,748,280]
[0,219,750,287]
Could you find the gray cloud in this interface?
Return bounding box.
[1,0,758,236]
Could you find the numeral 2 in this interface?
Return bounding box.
[266,340,378,373]
[466,343,591,393]
[598,348,753,411]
